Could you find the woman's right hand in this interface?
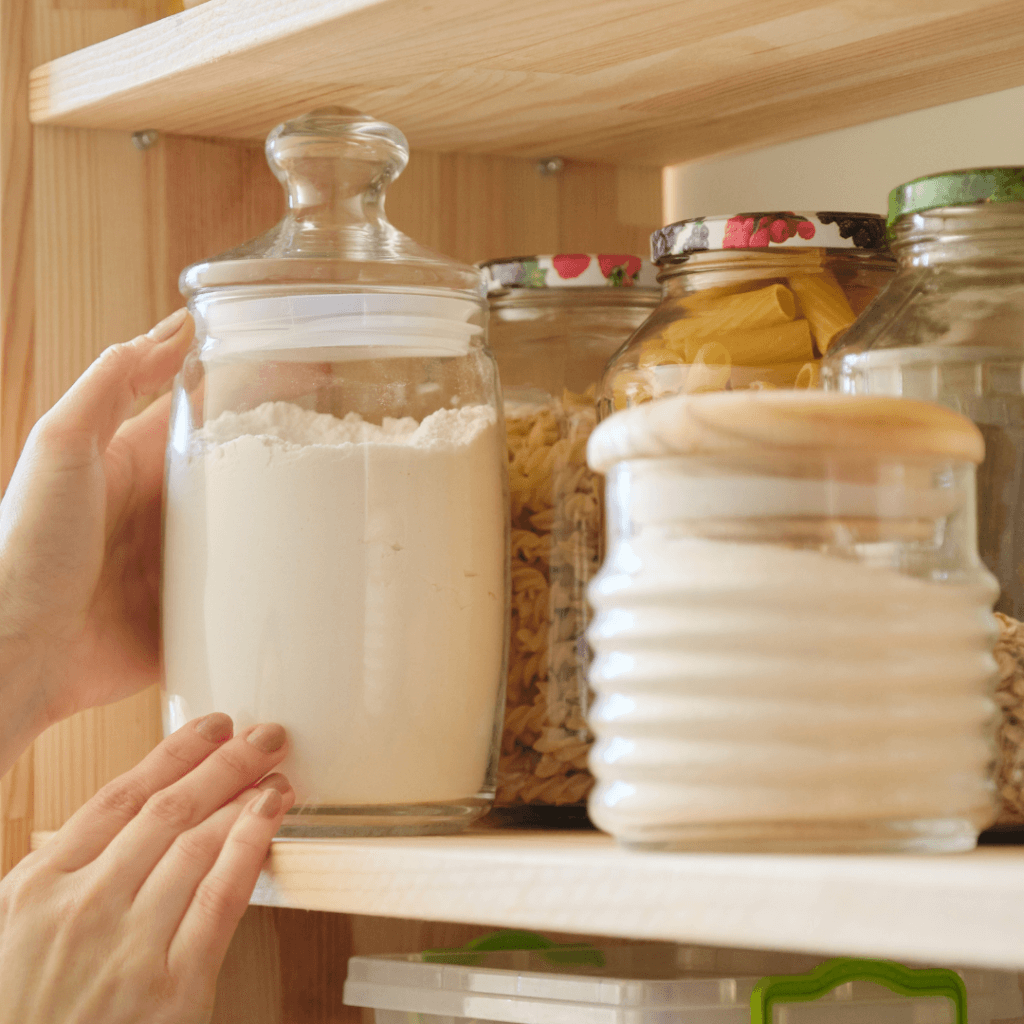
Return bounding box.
[0,713,294,1024]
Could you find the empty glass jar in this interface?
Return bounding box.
[586,391,999,853]
[825,168,1024,620]
[481,255,659,823]
[600,212,894,417]
[161,109,509,837]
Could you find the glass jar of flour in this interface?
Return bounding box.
[162,109,509,837]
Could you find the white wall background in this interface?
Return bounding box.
[665,84,1024,222]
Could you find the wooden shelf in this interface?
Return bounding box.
[28,0,1024,165]
[242,829,1024,970]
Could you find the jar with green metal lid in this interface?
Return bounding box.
[824,167,1024,623]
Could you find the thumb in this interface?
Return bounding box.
[38,308,194,463]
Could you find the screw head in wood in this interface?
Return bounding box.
[132,130,160,151]
[537,157,565,176]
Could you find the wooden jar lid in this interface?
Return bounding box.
[587,392,985,473]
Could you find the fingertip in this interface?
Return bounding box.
[147,307,190,344]
[257,772,292,795]
[194,712,233,744]
[250,788,283,819]
[244,723,287,755]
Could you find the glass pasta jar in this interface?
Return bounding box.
[586,391,1000,853]
[599,212,895,416]
[825,168,1024,621]
[480,254,659,824]
[162,110,509,837]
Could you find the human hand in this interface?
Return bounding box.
[0,308,194,762]
[0,713,294,1024]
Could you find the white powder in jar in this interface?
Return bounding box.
[162,401,506,807]
[588,533,1000,839]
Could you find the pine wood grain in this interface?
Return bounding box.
[238,830,1024,971]
[0,0,39,878]
[25,0,1024,165]
[1,0,36,495]
[0,749,33,876]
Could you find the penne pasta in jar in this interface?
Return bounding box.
[598,212,895,417]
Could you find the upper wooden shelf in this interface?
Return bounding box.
[27,0,1024,165]
[250,829,1024,970]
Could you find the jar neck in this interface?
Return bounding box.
[489,288,660,311]
[657,248,892,293]
[891,205,1024,272]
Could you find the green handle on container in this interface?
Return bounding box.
[751,958,966,1024]
[422,929,605,968]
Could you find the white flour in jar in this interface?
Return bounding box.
[162,401,506,807]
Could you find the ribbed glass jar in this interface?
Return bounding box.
[586,391,1000,853]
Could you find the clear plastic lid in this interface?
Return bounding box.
[342,947,1019,1024]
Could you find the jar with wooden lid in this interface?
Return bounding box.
[599,212,895,417]
[586,391,999,853]
[480,254,659,824]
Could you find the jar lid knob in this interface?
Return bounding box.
[265,107,409,211]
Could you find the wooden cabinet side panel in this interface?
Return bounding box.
[30,124,167,829]
[388,153,661,263]
[0,0,38,878]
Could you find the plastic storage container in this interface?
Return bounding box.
[161,109,509,837]
[600,212,894,417]
[585,391,1000,853]
[343,945,1022,1024]
[824,168,1024,622]
[481,255,659,822]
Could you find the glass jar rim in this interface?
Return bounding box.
[653,246,895,281]
[488,287,660,310]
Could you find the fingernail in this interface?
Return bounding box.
[195,712,233,743]
[148,307,188,343]
[246,723,286,754]
[252,788,283,819]
[258,772,291,794]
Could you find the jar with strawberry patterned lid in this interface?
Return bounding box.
[598,212,895,417]
[479,253,660,824]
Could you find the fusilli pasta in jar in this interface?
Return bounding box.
[481,254,659,822]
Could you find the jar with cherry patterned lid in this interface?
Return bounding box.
[479,253,659,824]
[598,212,895,418]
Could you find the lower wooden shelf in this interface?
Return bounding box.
[31,827,1024,968]
[250,829,1024,970]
